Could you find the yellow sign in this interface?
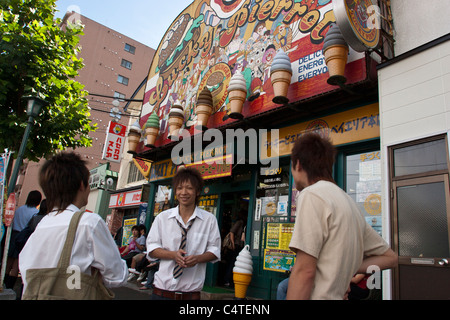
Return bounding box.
[133,158,152,178]
[261,103,379,159]
[149,159,177,182]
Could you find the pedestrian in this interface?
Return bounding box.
[146,167,221,300]
[19,152,128,299]
[3,190,42,289]
[287,133,397,300]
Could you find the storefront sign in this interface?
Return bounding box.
[264,249,296,273]
[138,0,367,151]
[261,103,380,159]
[184,154,233,180]
[149,158,177,182]
[109,189,143,208]
[102,121,126,163]
[333,0,381,52]
[133,158,152,178]
[121,218,137,247]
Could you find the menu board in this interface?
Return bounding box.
[263,223,296,272]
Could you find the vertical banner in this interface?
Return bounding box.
[102,121,126,163]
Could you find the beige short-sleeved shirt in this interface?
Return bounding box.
[289,181,389,300]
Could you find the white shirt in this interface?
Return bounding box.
[19,205,128,293]
[147,206,221,292]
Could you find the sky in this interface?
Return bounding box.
[55,0,194,49]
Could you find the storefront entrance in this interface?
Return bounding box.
[217,191,250,287]
[390,135,450,299]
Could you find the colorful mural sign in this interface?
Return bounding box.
[139,0,368,151]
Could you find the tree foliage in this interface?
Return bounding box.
[0,0,96,162]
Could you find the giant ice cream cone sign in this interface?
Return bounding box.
[195,87,213,130]
[127,120,142,154]
[233,245,253,299]
[168,100,185,140]
[144,111,160,148]
[322,23,349,85]
[270,49,293,105]
[227,72,247,120]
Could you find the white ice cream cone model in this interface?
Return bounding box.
[323,23,349,85]
[195,87,213,130]
[227,72,247,120]
[127,120,142,154]
[270,49,292,105]
[233,245,253,299]
[144,111,160,148]
[168,101,185,140]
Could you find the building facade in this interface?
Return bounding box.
[17,12,155,209]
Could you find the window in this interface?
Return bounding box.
[393,138,447,177]
[124,43,135,54]
[127,161,145,184]
[114,91,126,100]
[121,59,132,70]
[346,151,382,235]
[117,75,129,86]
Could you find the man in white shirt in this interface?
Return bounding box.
[147,167,221,300]
[19,152,128,298]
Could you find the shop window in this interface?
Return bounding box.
[154,185,172,216]
[256,165,290,222]
[346,150,382,235]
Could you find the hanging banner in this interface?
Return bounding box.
[4,193,16,227]
[138,0,368,151]
[102,121,126,163]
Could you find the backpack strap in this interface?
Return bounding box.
[57,210,85,269]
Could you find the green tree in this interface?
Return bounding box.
[0,0,96,162]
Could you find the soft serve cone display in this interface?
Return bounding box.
[195,87,213,130]
[227,72,247,120]
[322,23,349,85]
[270,49,292,104]
[168,101,184,140]
[127,120,142,154]
[233,245,253,299]
[144,111,160,148]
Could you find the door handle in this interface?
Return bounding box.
[438,258,448,266]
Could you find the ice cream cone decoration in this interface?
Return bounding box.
[270,49,293,105]
[227,72,247,120]
[323,23,349,85]
[144,111,160,148]
[233,245,253,299]
[195,87,213,130]
[127,120,142,154]
[168,100,185,140]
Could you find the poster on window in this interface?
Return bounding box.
[102,121,126,163]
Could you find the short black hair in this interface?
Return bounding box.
[25,190,42,207]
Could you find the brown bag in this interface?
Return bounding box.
[22,211,115,300]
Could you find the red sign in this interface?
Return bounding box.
[109,189,143,208]
[4,193,16,227]
[102,121,127,163]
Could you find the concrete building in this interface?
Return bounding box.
[17,12,155,208]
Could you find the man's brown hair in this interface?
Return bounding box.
[291,132,336,184]
[172,167,204,204]
[39,152,90,213]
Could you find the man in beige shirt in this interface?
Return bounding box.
[287,133,397,300]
